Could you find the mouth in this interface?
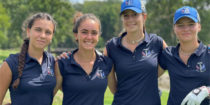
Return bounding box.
[84,41,94,45]
[37,40,46,44]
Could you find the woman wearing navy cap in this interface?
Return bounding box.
[54,12,113,105]
[104,0,167,105]
[159,6,210,105]
[0,13,57,105]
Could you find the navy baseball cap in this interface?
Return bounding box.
[120,0,145,15]
[173,6,200,24]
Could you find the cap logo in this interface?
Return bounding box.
[182,8,190,14]
[125,0,132,5]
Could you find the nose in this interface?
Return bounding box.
[40,31,46,38]
[86,33,93,39]
[182,25,190,31]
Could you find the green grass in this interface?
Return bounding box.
[3,88,169,105]
[0,49,18,64]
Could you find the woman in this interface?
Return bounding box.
[159,6,210,105]
[104,0,167,105]
[54,13,113,105]
[0,13,57,105]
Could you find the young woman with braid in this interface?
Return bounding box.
[0,12,57,105]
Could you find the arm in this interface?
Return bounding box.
[0,62,12,105]
[162,40,168,49]
[158,40,167,77]
[53,61,63,96]
[107,67,117,94]
[103,48,117,94]
[158,65,165,77]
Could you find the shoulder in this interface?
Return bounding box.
[148,33,163,42]
[96,50,113,65]
[5,53,19,76]
[106,37,119,46]
[5,53,19,66]
[163,46,176,56]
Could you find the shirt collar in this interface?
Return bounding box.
[69,48,102,65]
[174,41,206,57]
[25,51,48,63]
[117,31,150,47]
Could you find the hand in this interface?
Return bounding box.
[55,52,71,61]
[158,88,162,97]
[181,86,210,105]
[4,103,11,105]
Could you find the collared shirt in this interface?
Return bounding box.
[106,32,163,105]
[58,49,113,105]
[159,42,210,105]
[5,51,56,105]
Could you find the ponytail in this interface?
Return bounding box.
[12,38,29,89]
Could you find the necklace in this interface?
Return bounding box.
[179,47,193,56]
[126,36,144,44]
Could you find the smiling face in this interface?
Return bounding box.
[121,10,145,34]
[75,19,100,50]
[174,17,201,43]
[27,19,54,50]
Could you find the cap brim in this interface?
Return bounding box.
[174,15,198,24]
[120,7,142,15]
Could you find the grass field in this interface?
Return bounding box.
[3,88,169,105]
[1,49,169,105]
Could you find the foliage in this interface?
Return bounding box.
[0,2,10,48]
[0,0,210,48]
[0,0,75,48]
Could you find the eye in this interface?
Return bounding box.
[91,31,98,36]
[133,13,138,16]
[45,30,52,35]
[81,30,88,35]
[176,24,184,28]
[35,28,41,32]
[123,14,129,19]
[189,23,195,26]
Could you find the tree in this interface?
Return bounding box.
[0,0,76,48]
[0,2,10,48]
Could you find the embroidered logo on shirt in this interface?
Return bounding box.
[47,67,54,76]
[142,48,151,57]
[195,62,206,72]
[91,69,105,80]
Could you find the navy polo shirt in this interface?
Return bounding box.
[159,42,210,105]
[58,49,113,105]
[5,51,56,105]
[106,32,163,105]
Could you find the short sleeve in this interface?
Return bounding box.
[58,59,65,76]
[5,54,19,81]
[104,56,113,76]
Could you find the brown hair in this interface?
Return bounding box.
[12,12,57,89]
[73,11,84,25]
[72,13,101,34]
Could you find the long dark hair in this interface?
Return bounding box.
[12,12,57,89]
